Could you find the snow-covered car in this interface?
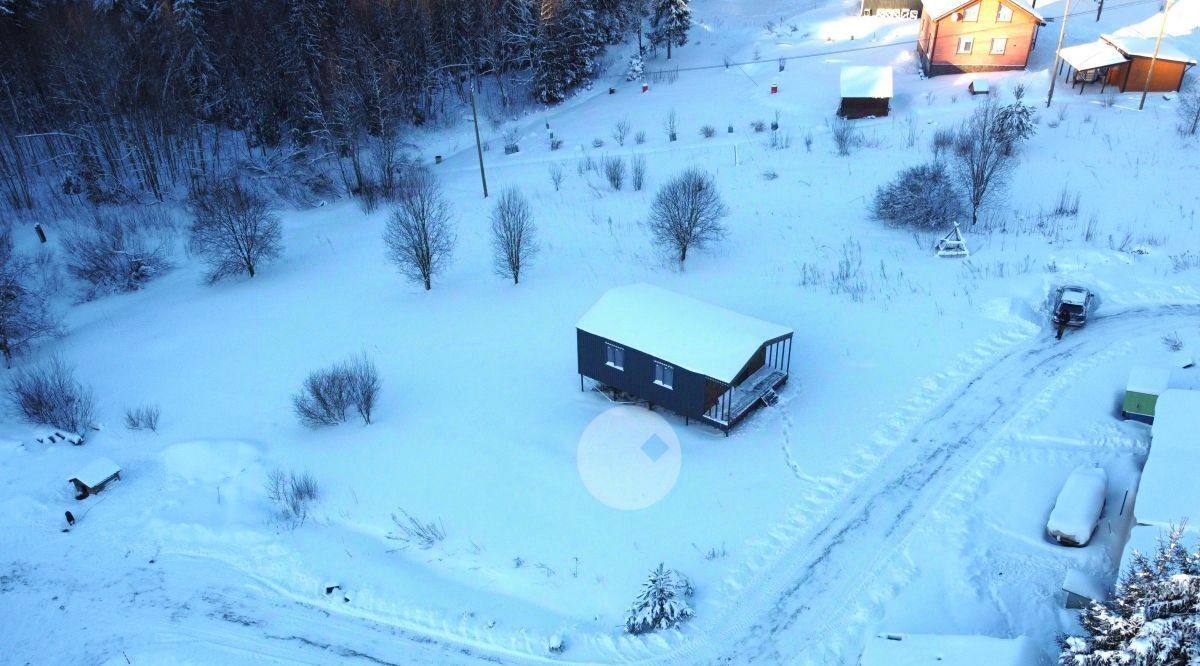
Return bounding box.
[1046,466,1108,547]
[1052,285,1096,339]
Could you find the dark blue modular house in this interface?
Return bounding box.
[576,284,794,434]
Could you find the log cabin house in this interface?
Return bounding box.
[1058,34,1195,93]
[918,0,1045,76]
[576,284,794,434]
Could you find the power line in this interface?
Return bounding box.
[642,0,1167,77]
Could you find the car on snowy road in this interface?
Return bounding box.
[1046,466,1108,547]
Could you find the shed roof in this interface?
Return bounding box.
[1137,389,1200,532]
[1127,366,1171,396]
[841,66,894,99]
[68,457,120,487]
[1103,33,1197,64]
[1060,40,1130,71]
[922,0,1044,23]
[859,633,1039,665]
[576,284,793,384]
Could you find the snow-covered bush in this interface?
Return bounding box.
[626,53,645,82]
[0,231,60,366]
[603,156,626,190]
[994,86,1037,155]
[383,169,455,291]
[5,356,95,432]
[292,353,381,427]
[632,155,647,192]
[625,564,695,634]
[1059,524,1200,665]
[829,115,859,156]
[635,131,647,145]
[613,120,632,146]
[490,188,538,285]
[63,210,173,301]
[547,633,566,655]
[124,403,161,432]
[266,468,319,526]
[388,509,445,549]
[872,162,964,230]
[699,124,717,138]
[930,127,956,157]
[648,168,728,265]
[188,179,282,283]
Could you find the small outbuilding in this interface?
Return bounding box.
[1122,365,1171,424]
[1059,34,1196,93]
[1062,568,1107,609]
[1135,389,1200,535]
[860,0,922,19]
[839,66,894,118]
[576,284,794,433]
[68,457,121,500]
[859,633,1040,665]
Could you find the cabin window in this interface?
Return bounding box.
[962,3,980,21]
[605,343,624,370]
[653,361,674,389]
[997,3,1014,21]
[957,36,974,54]
[990,37,1008,54]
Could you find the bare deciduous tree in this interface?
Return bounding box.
[613,119,632,146]
[955,101,1015,226]
[0,231,60,366]
[383,169,455,291]
[490,188,538,285]
[188,179,282,282]
[647,168,728,265]
[1179,83,1200,136]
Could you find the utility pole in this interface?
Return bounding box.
[469,88,489,198]
[1139,0,1173,111]
[1046,0,1074,107]
[1096,0,1104,21]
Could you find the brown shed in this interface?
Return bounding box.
[1058,35,1195,93]
[918,0,1045,76]
[839,66,894,118]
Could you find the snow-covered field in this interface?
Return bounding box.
[4,0,1200,663]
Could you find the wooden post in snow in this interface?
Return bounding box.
[1046,0,1075,108]
[1139,0,1174,111]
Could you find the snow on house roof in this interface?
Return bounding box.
[68,457,120,487]
[860,633,1039,666]
[1126,366,1171,396]
[1137,389,1200,532]
[921,0,1043,23]
[1103,33,1197,64]
[1060,40,1131,71]
[840,66,894,99]
[576,284,793,384]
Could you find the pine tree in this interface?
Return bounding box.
[649,0,690,60]
[1060,525,1200,665]
[530,0,604,104]
[626,52,644,81]
[625,563,695,634]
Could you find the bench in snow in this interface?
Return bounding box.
[37,429,84,446]
[68,457,121,500]
[1047,466,1108,547]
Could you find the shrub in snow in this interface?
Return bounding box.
[188,178,282,283]
[1059,524,1200,665]
[1178,82,1200,136]
[490,188,538,285]
[292,353,381,427]
[388,508,445,549]
[872,162,964,230]
[625,563,695,634]
[626,53,645,82]
[699,125,717,138]
[612,120,632,146]
[6,356,95,432]
[828,115,859,156]
[266,468,319,526]
[63,210,173,301]
[632,155,647,192]
[751,120,767,133]
[547,634,566,655]
[548,163,565,192]
[648,168,728,265]
[0,231,60,366]
[124,403,161,432]
[603,156,626,190]
[383,168,455,291]
[634,131,647,145]
[930,127,956,157]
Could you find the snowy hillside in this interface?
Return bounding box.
[3,0,1200,663]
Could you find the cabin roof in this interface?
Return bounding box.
[860,633,1039,665]
[1060,40,1131,71]
[841,66,894,99]
[1138,389,1200,532]
[576,284,793,384]
[1103,33,1197,64]
[1126,365,1171,396]
[68,457,120,487]
[922,0,1044,24]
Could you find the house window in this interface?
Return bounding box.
[962,3,980,21]
[653,361,674,389]
[997,3,1014,21]
[957,36,974,54]
[991,37,1008,54]
[605,343,624,370]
